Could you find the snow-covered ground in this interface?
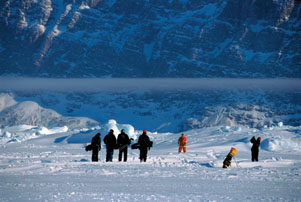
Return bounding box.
[0,121,300,201]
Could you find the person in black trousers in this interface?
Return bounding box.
[250,136,261,162]
[104,129,117,162]
[138,130,151,162]
[91,133,101,162]
[117,129,131,162]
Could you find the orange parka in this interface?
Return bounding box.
[178,133,187,146]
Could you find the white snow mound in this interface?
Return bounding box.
[0,125,69,143]
[0,93,17,112]
[261,136,300,151]
[101,119,136,139]
[0,93,99,129]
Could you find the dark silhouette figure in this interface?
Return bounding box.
[138,130,151,162]
[91,133,101,162]
[250,136,261,162]
[104,129,117,162]
[117,129,131,162]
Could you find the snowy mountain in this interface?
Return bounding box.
[0,0,300,77]
[0,93,99,129]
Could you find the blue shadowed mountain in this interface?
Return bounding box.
[0,0,300,77]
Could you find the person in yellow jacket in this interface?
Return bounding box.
[223,147,237,168]
[178,133,187,153]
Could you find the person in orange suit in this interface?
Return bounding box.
[178,133,187,153]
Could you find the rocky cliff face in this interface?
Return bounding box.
[0,0,300,77]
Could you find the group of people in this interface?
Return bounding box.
[89,129,262,166]
[179,133,262,167]
[89,129,151,162]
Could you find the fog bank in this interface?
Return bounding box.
[1,78,300,92]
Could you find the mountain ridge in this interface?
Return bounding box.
[0,0,300,77]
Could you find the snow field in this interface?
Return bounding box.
[0,122,301,201]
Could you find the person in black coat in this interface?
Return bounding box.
[91,133,101,162]
[117,129,131,162]
[250,136,261,162]
[104,129,117,162]
[138,130,151,162]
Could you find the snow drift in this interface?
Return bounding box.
[0,119,137,144]
[0,124,68,143]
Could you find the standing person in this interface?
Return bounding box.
[104,129,117,162]
[117,129,131,162]
[91,133,101,162]
[178,133,187,153]
[250,136,261,162]
[138,130,151,162]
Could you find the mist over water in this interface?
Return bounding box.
[1,77,300,92]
